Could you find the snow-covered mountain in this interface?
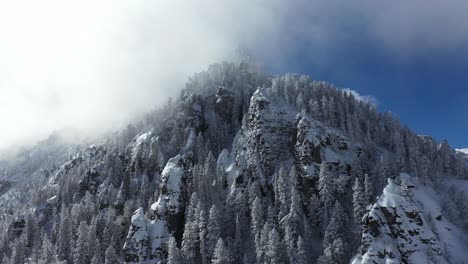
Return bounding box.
[352,173,467,264]
[0,62,467,264]
[456,148,468,155]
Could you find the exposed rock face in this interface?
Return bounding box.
[352,174,467,264]
[294,115,354,178]
[124,155,189,263]
[243,88,295,184]
[214,86,235,122]
[78,161,105,194]
[49,155,83,185]
[235,88,358,192]
[123,208,150,263]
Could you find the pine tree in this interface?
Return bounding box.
[363,173,374,204]
[257,223,271,264]
[266,228,283,264]
[57,212,72,261]
[167,236,183,264]
[39,236,55,264]
[91,255,101,264]
[198,205,208,264]
[352,178,366,230]
[207,204,222,258]
[251,196,264,248]
[296,236,307,264]
[73,221,89,264]
[181,193,200,263]
[105,245,120,264]
[87,218,99,262]
[212,238,232,264]
[281,187,303,263]
[10,238,26,264]
[307,194,321,235]
[276,166,291,220]
[323,201,346,248]
[2,256,10,264]
[310,99,321,120]
[319,237,347,264]
[318,162,334,230]
[233,215,242,263]
[248,180,261,206]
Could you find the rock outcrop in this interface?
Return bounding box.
[352,173,467,264]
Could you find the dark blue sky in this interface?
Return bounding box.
[248,1,468,148]
[257,41,468,148]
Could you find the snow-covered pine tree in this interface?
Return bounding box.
[318,162,335,231]
[167,236,183,264]
[211,238,232,264]
[352,178,366,231]
[105,245,120,264]
[73,221,89,264]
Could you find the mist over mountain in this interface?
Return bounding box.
[0,62,467,264]
[3,0,468,149]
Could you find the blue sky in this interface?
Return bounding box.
[270,44,468,148]
[252,1,468,148]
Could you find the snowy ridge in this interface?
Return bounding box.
[456,148,468,155]
[1,62,467,264]
[353,173,467,264]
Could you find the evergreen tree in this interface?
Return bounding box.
[87,218,100,263]
[207,204,222,258]
[167,236,183,264]
[212,238,232,264]
[10,238,26,264]
[276,166,291,221]
[319,238,347,264]
[363,173,374,204]
[181,193,201,263]
[307,194,321,235]
[352,178,366,230]
[39,237,55,264]
[323,201,347,248]
[257,223,271,264]
[91,255,101,264]
[105,245,120,264]
[251,196,264,249]
[296,236,307,264]
[57,211,72,261]
[318,162,334,230]
[73,221,89,264]
[266,228,284,264]
[198,205,209,264]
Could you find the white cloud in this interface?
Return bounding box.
[342,89,378,106]
[0,0,283,148]
[0,0,466,149]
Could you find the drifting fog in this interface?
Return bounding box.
[0,0,467,149]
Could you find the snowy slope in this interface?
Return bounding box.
[352,173,468,264]
[1,63,467,264]
[456,148,468,155]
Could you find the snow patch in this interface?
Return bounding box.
[456,148,468,155]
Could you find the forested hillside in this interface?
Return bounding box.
[0,62,467,264]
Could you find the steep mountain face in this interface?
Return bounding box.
[0,62,467,264]
[124,155,190,263]
[352,173,467,264]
